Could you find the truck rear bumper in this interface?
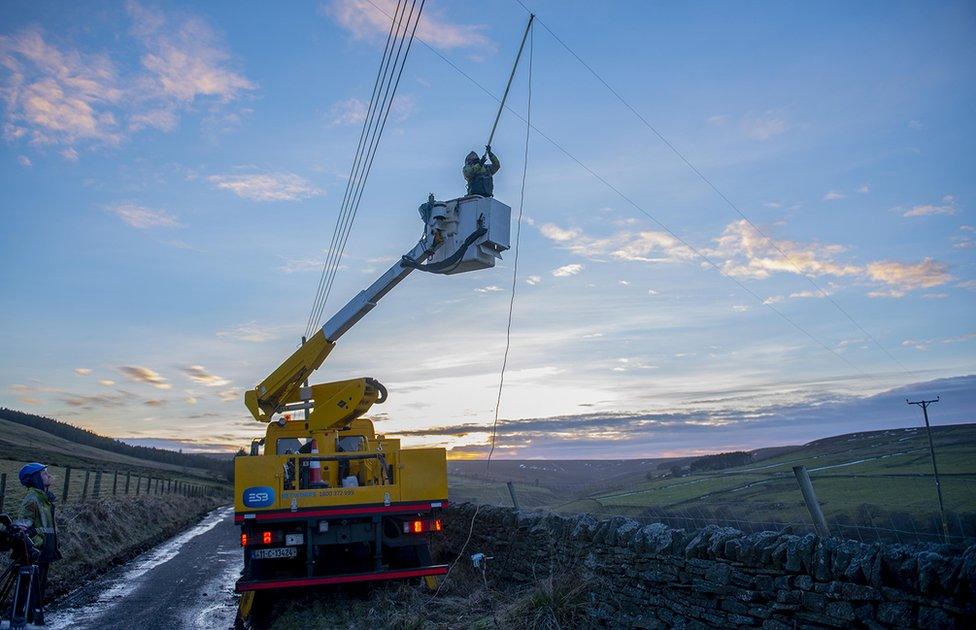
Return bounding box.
[235,564,449,591]
[235,499,447,523]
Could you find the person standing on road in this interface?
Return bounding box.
[19,462,62,625]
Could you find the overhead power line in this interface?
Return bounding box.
[511,0,919,383]
[365,0,888,390]
[305,0,427,339]
[304,0,409,339]
[487,20,533,472]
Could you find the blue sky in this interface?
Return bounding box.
[1,0,973,457]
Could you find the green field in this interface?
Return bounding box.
[451,424,976,543]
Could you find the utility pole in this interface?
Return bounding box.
[907,396,949,543]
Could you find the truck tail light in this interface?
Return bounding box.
[262,531,272,544]
[404,518,443,534]
[240,533,248,546]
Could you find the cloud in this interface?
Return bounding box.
[552,264,582,277]
[106,203,181,229]
[611,231,696,264]
[788,289,830,299]
[119,365,171,389]
[217,387,240,402]
[207,172,324,202]
[328,95,413,126]
[62,392,129,410]
[74,368,91,376]
[706,114,729,125]
[525,275,541,286]
[181,365,230,387]
[126,1,254,105]
[902,195,957,217]
[0,3,253,154]
[17,155,31,166]
[324,0,493,51]
[708,220,859,280]
[329,97,368,126]
[742,113,790,140]
[99,379,115,386]
[539,223,581,242]
[901,332,975,351]
[399,376,976,459]
[185,395,198,405]
[856,184,870,194]
[0,28,124,148]
[217,321,294,343]
[539,222,694,265]
[143,398,168,407]
[865,259,952,297]
[822,191,845,201]
[474,285,503,293]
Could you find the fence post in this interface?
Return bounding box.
[112,471,119,495]
[93,471,102,499]
[135,475,141,495]
[507,481,520,511]
[62,466,71,503]
[125,472,131,494]
[82,470,91,502]
[793,466,831,537]
[0,473,6,512]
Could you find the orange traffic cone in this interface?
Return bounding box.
[309,438,323,485]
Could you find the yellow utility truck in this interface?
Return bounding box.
[233,195,510,598]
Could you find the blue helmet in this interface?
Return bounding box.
[19,462,48,487]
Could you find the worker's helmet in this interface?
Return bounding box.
[465,151,479,164]
[19,462,48,487]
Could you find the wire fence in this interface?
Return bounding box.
[0,462,228,514]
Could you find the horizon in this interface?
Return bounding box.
[1,1,974,458]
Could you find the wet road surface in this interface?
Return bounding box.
[41,506,240,630]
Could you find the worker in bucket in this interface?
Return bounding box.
[18,462,62,625]
[463,145,501,197]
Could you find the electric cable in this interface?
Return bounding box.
[431,18,534,599]
[371,4,889,390]
[486,24,532,473]
[305,0,426,337]
[305,0,409,339]
[512,0,920,382]
[313,0,426,330]
[308,0,419,336]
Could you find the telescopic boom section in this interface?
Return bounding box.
[244,196,512,423]
[244,238,437,422]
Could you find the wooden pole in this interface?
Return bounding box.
[507,481,520,511]
[793,466,831,537]
[62,466,71,503]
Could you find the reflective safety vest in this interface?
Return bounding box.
[19,487,62,562]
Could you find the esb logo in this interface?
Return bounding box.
[243,486,275,508]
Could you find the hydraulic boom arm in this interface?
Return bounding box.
[244,195,511,423]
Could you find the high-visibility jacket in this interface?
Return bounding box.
[19,487,62,562]
[463,150,501,197]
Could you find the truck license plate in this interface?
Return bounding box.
[251,547,298,560]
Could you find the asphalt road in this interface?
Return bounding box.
[42,506,240,630]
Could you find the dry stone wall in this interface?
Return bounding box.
[440,504,975,629]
